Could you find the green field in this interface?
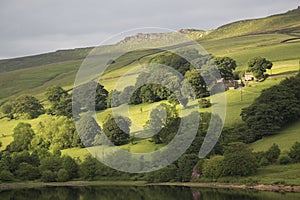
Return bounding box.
[0,8,300,161]
[251,120,300,152]
[216,163,300,185]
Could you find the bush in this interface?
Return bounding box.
[289,142,300,163]
[41,170,57,182]
[278,155,292,165]
[265,143,280,164]
[199,99,211,108]
[259,157,270,167]
[57,169,70,182]
[0,170,14,182]
[15,162,40,180]
[202,156,224,179]
[223,142,258,176]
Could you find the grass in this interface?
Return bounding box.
[61,147,89,161]
[120,139,164,153]
[0,114,53,150]
[223,42,300,70]
[0,60,82,102]
[251,120,300,152]
[202,8,300,40]
[268,59,300,75]
[246,164,300,185]
[0,9,300,161]
[0,47,92,73]
[211,163,300,186]
[224,78,284,126]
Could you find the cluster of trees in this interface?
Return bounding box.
[1,95,44,119]
[145,103,180,144]
[0,148,130,182]
[75,114,131,147]
[0,149,79,182]
[0,82,109,120]
[46,86,73,118]
[197,142,300,181]
[4,114,131,154]
[247,57,273,80]
[73,82,109,111]
[199,142,258,179]
[46,83,109,118]
[5,121,82,153]
[241,73,300,138]
[107,52,237,107]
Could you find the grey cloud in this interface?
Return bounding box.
[0,0,298,58]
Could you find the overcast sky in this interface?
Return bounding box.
[0,0,298,59]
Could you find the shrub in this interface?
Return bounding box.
[265,143,281,164]
[289,142,300,163]
[0,170,14,182]
[199,99,211,108]
[259,157,270,167]
[223,142,258,176]
[57,169,70,182]
[41,170,57,182]
[202,156,224,179]
[15,162,40,180]
[278,155,292,165]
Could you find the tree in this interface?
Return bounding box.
[62,156,79,179]
[248,57,273,79]
[46,86,74,117]
[39,155,63,173]
[103,115,131,146]
[10,95,44,119]
[199,99,211,108]
[146,103,179,144]
[289,142,300,163]
[80,155,99,180]
[265,143,281,164]
[0,170,14,182]
[57,168,70,182]
[77,115,102,147]
[10,150,37,172]
[214,57,237,80]
[1,102,13,115]
[185,69,208,98]
[34,117,81,150]
[106,90,122,108]
[177,154,199,182]
[15,162,40,180]
[149,52,191,75]
[241,84,300,137]
[278,155,292,165]
[74,82,108,111]
[223,142,258,176]
[50,117,78,150]
[46,86,69,103]
[146,164,178,183]
[41,170,57,182]
[8,123,35,152]
[202,156,224,179]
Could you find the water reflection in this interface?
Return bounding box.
[0,186,299,200]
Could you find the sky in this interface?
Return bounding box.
[0,0,299,59]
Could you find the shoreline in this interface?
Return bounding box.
[149,182,300,193]
[0,181,300,193]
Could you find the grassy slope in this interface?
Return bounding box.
[0,60,82,101]
[203,8,300,40]
[216,163,300,185]
[251,120,300,152]
[1,33,299,104]
[0,47,92,73]
[0,9,299,158]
